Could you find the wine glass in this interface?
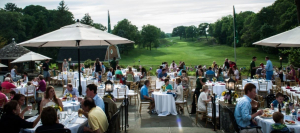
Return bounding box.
[67,108,72,116]
[28,103,32,114]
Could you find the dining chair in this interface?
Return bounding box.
[25,85,36,109]
[126,74,134,89]
[175,93,189,114]
[138,91,150,114]
[205,101,219,128]
[258,82,268,97]
[195,95,207,124]
[97,88,105,98]
[205,74,214,81]
[190,81,195,101]
[115,86,126,101]
[128,82,138,105]
[256,95,265,109]
[290,81,297,87]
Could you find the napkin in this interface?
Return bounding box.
[286,86,291,89]
[70,118,86,124]
[219,83,225,85]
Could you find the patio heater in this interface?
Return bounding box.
[225,78,235,104]
[68,58,72,71]
[105,80,114,98]
[279,56,282,69]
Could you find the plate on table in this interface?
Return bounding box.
[290,89,297,92]
[260,113,273,119]
[285,120,296,125]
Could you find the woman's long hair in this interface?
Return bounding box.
[218,68,222,75]
[95,58,100,64]
[200,85,208,92]
[45,86,59,106]
[228,68,234,75]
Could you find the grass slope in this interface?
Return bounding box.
[119,37,282,68]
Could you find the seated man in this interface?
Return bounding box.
[78,97,109,133]
[1,77,16,91]
[64,83,79,97]
[158,68,167,80]
[156,66,163,77]
[205,67,215,75]
[234,83,263,133]
[86,84,105,111]
[114,66,123,80]
[140,80,155,113]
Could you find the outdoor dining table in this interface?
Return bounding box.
[23,112,87,133]
[242,79,273,93]
[112,74,140,82]
[255,113,300,133]
[155,78,175,89]
[152,92,177,116]
[75,77,97,95]
[206,82,226,96]
[60,99,81,111]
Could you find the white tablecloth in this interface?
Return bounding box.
[13,84,37,99]
[156,79,175,89]
[62,100,81,111]
[242,80,273,93]
[97,85,129,98]
[206,82,226,96]
[281,87,300,98]
[255,115,300,133]
[75,77,98,95]
[152,92,177,116]
[112,75,140,82]
[23,112,87,133]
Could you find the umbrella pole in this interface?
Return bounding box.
[77,40,82,95]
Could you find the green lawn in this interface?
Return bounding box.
[119,37,284,69]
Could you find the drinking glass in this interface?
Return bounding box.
[28,103,32,114]
[67,108,72,116]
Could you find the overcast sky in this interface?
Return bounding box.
[0,0,276,33]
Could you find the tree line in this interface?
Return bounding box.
[0,1,169,61]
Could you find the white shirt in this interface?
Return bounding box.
[24,76,28,83]
[107,71,112,80]
[175,85,184,102]
[234,70,239,80]
[11,69,16,77]
[197,92,208,111]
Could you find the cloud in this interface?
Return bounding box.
[0,0,275,32]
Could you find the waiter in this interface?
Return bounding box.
[42,59,50,84]
[250,56,259,78]
[265,56,273,80]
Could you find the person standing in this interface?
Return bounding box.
[265,56,273,80]
[190,68,206,114]
[42,59,50,84]
[62,59,69,71]
[110,57,117,75]
[250,57,259,79]
[223,58,229,70]
[94,58,102,73]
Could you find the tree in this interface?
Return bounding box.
[160,31,166,38]
[141,24,160,51]
[185,25,197,40]
[171,26,186,39]
[80,13,93,25]
[4,3,22,12]
[50,0,74,30]
[92,23,107,31]
[198,23,209,41]
[0,11,25,44]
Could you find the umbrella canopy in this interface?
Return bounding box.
[253,26,300,47]
[18,22,134,47]
[11,51,51,63]
[17,21,134,95]
[0,63,8,68]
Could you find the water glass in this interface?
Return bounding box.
[67,108,72,116]
[28,103,32,114]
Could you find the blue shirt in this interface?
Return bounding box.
[93,94,105,111]
[165,84,173,90]
[266,60,273,71]
[140,85,149,100]
[178,69,183,76]
[158,72,167,78]
[234,95,252,128]
[272,100,284,108]
[64,88,79,97]
[206,70,215,75]
[157,69,162,74]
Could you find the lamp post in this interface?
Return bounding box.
[68,58,72,71]
[279,56,282,69]
[225,78,236,104]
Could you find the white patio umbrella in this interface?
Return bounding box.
[253,26,300,47]
[11,51,51,63]
[0,63,8,68]
[17,20,134,95]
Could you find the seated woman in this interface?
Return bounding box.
[227,67,235,79]
[180,70,189,89]
[197,85,211,112]
[40,86,63,113]
[126,67,135,81]
[287,64,296,80]
[35,106,64,133]
[175,77,184,111]
[139,67,147,80]
[80,63,85,73]
[9,90,16,101]
[12,94,29,119]
[106,67,113,81]
[164,78,173,92]
[217,68,224,81]
[0,100,40,133]
[36,75,46,92]
[32,77,39,86]
[23,72,28,83]
[233,66,240,80]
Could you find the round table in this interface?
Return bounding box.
[156,79,175,89]
[75,77,97,95]
[23,112,88,133]
[242,79,273,93]
[97,84,129,98]
[255,114,300,133]
[206,82,226,96]
[152,92,177,116]
[61,100,81,111]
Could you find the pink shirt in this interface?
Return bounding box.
[38,80,46,92]
[0,92,8,107]
[1,81,16,90]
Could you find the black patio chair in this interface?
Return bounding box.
[225,106,261,133]
[106,109,120,133]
